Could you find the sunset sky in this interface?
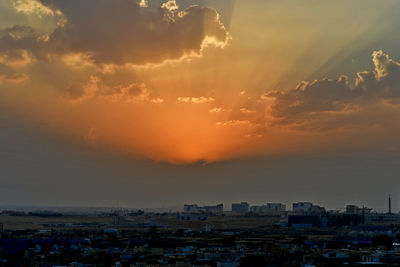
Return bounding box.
[1,0,400,211]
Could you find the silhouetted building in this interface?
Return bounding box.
[311,205,326,214]
[250,203,286,214]
[293,202,313,213]
[346,205,372,215]
[266,203,286,213]
[177,214,207,221]
[203,204,223,214]
[326,213,364,227]
[250,205,266,213]
[365,213,400,223]
[232,202,249,213]
[289,213,364,228]
[288,215,323,228]
[184,204,200,213]
[184,204,223,214]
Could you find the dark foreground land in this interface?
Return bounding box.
[1,213,400,266]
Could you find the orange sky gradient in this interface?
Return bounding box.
[1,0,400,164]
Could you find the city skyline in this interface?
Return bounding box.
[1,0,400,211]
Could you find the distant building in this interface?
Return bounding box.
[184,204,200,213]
[177,214,207,221]
[346,205,358,214]
[326,213,364,227]
[184,204,223,214]
[203,224,213,232]
[232,202,249,213]
[311,205,326,214]
[203,204,223,214]
[113,215,131,226]
[289,213,364,228]
[266,203,286,213]
[346,205,372,215]
[292,202,325,214]
[293,202,313,213]
[250,205,266,213]
[365,213,400,223]
[288,215,322,228]
[104,229,119,234]
[249,203,286,214]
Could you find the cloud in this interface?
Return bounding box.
[67,77,152,103]
[1,0,229,66]
[216,120,251,127]
[60,53,95,69]
[150,98,164,104]
[138,0,148,8]
[177,96,215,104]
[65,75,99,101]
[0,49,35,67]
[65,74,156,104]
[0,72,29,84]
[161,0,178,12]
[106,83,150,103]
[240,108,256,114]
[265,51,400,128]
[12,0,56,16]
[209,107,225,113]
[1,25,35,40]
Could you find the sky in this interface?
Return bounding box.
[1,0,400,211]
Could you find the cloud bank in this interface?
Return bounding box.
[264,51,400,130]
[0,0,229,66]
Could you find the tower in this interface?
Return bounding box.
[388,195,392,214]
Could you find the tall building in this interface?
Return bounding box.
[232,202,249,213]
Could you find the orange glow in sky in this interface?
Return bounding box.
[2,0,400,164]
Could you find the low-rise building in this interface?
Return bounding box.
[177,214,208,221]
[232,202,249,213]
[249,203,286,214]
[293,202,313,213]
[346,205,372,215]
[266,203,286,213]
[292,202,326,214]
[184,204,223,214]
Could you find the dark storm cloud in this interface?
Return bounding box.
[265,51,400,127]
[0,0,229,65]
